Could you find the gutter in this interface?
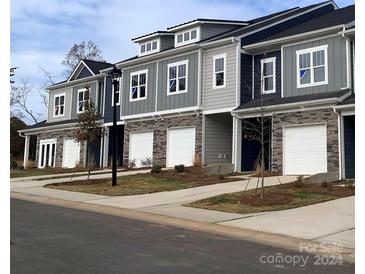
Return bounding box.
[232,91,352,114]
[48,74,104,90]
[18,122,79,134]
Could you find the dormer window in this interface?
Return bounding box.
[175,27,200,47]
[139,39,159,56]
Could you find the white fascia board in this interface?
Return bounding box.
[67,60,95,83]
[18,122,79,135]
[232,93,351,115]
[48,76,102,90]
[167,20,248,32]
[132,33,174,43]
[242,25,344,51]
[121,106,202,121]
[333,104,355,110]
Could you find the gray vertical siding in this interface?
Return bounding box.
[71,81,98,119]
[157,52,199,111]
[160,36,174,51]
[47,87,72,123]
[104,76,121,123]
[203,43,237,111]
[204,113,233,164]
[200,24,240,41]
[283,35,348,97]
[121,63,157,116]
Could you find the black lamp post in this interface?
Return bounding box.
[108,65,122,187]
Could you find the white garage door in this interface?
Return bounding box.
[167,127,196,167]
[62,139,80,168]
[129,131,153,168]
[283,124,327,175]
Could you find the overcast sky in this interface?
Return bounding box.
[10,0,354,124]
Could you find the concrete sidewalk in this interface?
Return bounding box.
[10,173,354,251]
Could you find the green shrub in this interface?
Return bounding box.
[10,157,18,170]
[174,164,185,173]
[151,164,162,173]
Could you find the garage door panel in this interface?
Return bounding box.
[167,127,195,167]
[129,132,153,168]
[283,124,327,175]
[63,139,80,168]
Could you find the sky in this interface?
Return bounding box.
[10,0,355,124]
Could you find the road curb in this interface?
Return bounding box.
[11,191,355,263]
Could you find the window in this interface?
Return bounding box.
[175,28,199,47]
[130,70,147,101]
[139,40,159,56]
[213,54,226,89]
[167,60,188,95]
[260,57,276,94]
[53,93,65,117]
[77,88,89,113]
[296,45,328,88]
[112,78,120,106]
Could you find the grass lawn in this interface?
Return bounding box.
[10,167,103,178]
[45,167,241,196]
[186,181,355,214]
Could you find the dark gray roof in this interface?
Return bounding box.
[253,5,354,44]
[337,93,355,105]
[132,31,173,42]
[24,119,79,130]
[203,1,335,43]
[167,18,249,30]
[82,59,113,74]
[234,89,350,111]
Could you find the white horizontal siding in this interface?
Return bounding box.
[203,43,237,111]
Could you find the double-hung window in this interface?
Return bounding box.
[296,45,328,88]
[77,88,89,113]
[130,70,147,101]
[261,57,276,94]
[54,93,65,117]
[167,60,188,95]
[213,54,226,88]
[112,78,120,106]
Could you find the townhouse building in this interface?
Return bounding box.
[20,0,355,179]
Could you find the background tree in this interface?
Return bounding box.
[75,95,105,179]
[11,80,41,124]
[61,41,105,77]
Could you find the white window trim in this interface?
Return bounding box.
[212,53,227,89]
[260,57,276,94]
[167,60,189,96]
[130,69,148,102]
[77,88,88,114]
[111,77,121,106]
[139,39,160,57]
[296,44,328,89]
[53,93,65,117]
[175,27,200,47]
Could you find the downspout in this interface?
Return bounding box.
[341,26,351,90]
[333,106,342,180]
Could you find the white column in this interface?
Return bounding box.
[103,127,109,168]
[232,117,242,172]
[23,135,30,169]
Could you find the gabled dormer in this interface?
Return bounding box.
[167,19,249,48]
[132,31,175,57]
[67,59,112,82]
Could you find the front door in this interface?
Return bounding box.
[38,139,56,168]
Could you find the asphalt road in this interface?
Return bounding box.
[11,199,354,274]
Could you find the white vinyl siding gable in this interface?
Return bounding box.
[213,53,226,89]
[261,57,276,94]
[203,43,237,111]
[296,45,328,88]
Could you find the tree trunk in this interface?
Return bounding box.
[87,144,90,181]
[261,112,265,200]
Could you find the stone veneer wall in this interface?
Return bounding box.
[35,129,85,168]
[272,108,339,173]
[123,114,202,166]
